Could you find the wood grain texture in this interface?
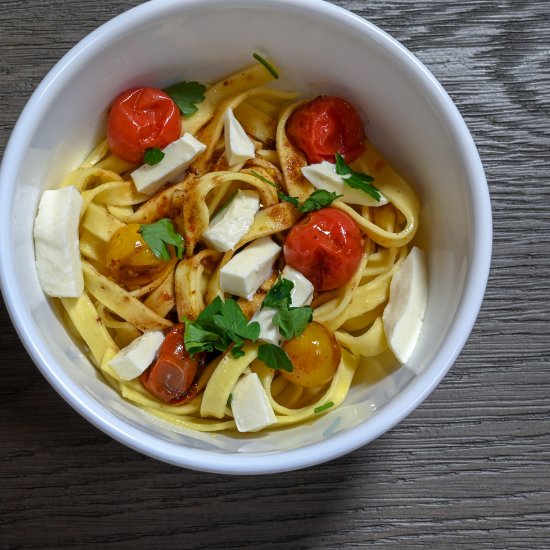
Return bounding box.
[1,0,549,548]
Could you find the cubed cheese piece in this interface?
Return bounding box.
[281,265,314,307]
[202,190,260,252]
[231,372,277,432]
[219,237,281,300]
[251,307,281,345]
[224,107,255,166]
[33,186,84,297]
[131,133,206,195]
[382,247,427,364]
[301,161,388,207]
[108,330,165,380]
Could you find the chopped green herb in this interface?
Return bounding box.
[278,192,300,208]
[258,343,293,372]
[250,170,338,213]
[273,306,313,340]
[211,191,237,224]
[182,323,220,356]
[143,147,165,166]
[183,296,260,359]
[262,277,293,310]
[335,153,381,202]
[279,189,341,213]
[249,170,277,189]
[262,277,313,339]
[227,393,233,406]
[213,298,261,358]
[314,401,335,414]
[252,52,279,79]
[139,218,184,260]
[164,80,206,118]
[299,189,342,213]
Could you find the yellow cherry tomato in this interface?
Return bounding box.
[281,322,341,388]
[106,223,166,289]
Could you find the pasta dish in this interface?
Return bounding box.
[33,55,426,433]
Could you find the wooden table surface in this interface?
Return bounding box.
[1,1,549,548]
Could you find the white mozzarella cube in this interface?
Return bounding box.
[131,133,206,195]
[224,107,255,166]
[231,372,277,432]
[301,161,388,207]
[33,186,84,297]
[202,190,260,252]
[382,247,428,364]
[219,237,281,300]
[251,307,281,346]
[281,265,314,307]
[108,330,165,380]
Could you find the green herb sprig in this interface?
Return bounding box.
[279,189,342,214]
[249,170,341,213]
[249,170,277,189]
[143,147,165,166]
[164,80,206,118]
[258,343,293,372]
[314,401,335,414]
[252,52,279,79]
[335,153,381,202]
[183,296,260,359]
[139,218,184,260]
[262,277,313,340]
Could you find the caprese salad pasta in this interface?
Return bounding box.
[33,55,427,434]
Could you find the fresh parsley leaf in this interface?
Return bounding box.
[213,298,260,341]
[183,323,220,355]
[278,192,300,208]
[299,189,342,213]
[278,189,341,213]
[262,277,313,339]
[164,80,206,118]
[143,147,165,166]
[249,170,277,189]
[139,218,184,260]
[314,401,335,414]
[262,277,293,310]
[195,295,223,325]
[273,305,313,340]
[335,153,381,202]
[251,169,338,213]
[183,296,260,358]
[231,344,246,359]
[252,52,279,79]
[258,343,293,372]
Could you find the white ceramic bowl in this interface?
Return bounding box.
[0,0,491,474]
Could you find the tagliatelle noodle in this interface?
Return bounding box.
[46,60,422,434]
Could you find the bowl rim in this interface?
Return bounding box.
[0,0,492,474]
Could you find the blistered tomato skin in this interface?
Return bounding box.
[107,87,181,163]
[283,208,363,291]
[140,324,202,404]
[106,224,166,289]
[286,96,365,164]
[282,322,341,388]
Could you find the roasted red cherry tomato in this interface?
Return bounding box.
[286,96,365,164]
[283,208,363,291]
[107,87,181,163]
[140,324,203,404]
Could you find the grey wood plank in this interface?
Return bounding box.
[1,0,549,548]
